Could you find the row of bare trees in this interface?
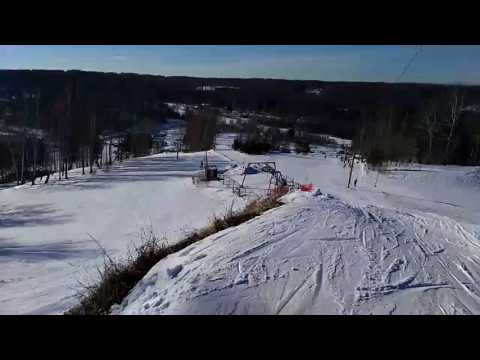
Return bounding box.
[183,108,218,151]
[418,88,469,164]
[353,88,480,167]
[0,71,194,187]
[0,83,175,187]
[0,79,109,186]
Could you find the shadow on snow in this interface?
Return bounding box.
[0,241,101,263]
[0,204,74,228]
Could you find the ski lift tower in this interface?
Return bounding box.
[240,161,293,194]
[175,141,182,160]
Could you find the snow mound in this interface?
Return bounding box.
[116,194,480,315]
[280,188,324,204]
[0,150,245,314]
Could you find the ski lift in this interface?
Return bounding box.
[205,165,218,181]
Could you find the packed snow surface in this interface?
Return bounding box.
[3,127,480,315]
[117,189,480,315]
[115,133,480,315]
[0,150,246,314]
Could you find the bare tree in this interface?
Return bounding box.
[7,138,18,184]
[443,88,464,163]
[471,133,480,164]
[44,142,51,184]
[20,128,26,184]
[19,96,29,185]
[184,109,218,151]
[31,90,40,185]
[89,111,96,174]
[64,83,73,180]
[419,100,440,163]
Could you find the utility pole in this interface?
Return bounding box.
[108,136,112,166]
[347,152,355,189]
[32,90,40,185]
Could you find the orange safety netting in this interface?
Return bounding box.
[300,183,314,192]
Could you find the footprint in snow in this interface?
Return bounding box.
[153,298,164,308]
[193,253,207,261]
[160,302,170,310]
[179,247,195,257]
[166,264,183,279]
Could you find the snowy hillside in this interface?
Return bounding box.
[116,190,480,315]
[3,128,480,315]
[0,150,246,314]
[215,133,480,224]
[114,133,480,315]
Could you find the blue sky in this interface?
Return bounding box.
[0,45,479,84]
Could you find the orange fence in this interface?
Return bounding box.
[300,183,314,192]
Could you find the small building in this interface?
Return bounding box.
[306,88,324,96]
[195,85,216,92]
[205,165,218,181]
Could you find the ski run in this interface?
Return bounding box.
[2,131,480,314]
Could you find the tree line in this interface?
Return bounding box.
[183,108,217,152]
[2,70,480,174]
[0,72,177,185]
[352,88,480,167]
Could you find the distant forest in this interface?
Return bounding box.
[1,69,480,185]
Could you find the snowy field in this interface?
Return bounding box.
[114,132,480,315]
[115,191,480,315]
[0,150,246,314]
[215,133,480,224]
[3,129,480,315]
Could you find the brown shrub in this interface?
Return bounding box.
[66,192,284,315]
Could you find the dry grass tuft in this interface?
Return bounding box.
[66,191,284,315]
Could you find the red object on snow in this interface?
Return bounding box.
[300,183,314,192]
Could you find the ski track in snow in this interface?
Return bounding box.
[117,190,480,315]
[0,149,248,314]
[3,130,480,315]
[114,133,480,315]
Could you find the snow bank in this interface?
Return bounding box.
[114,134,480,315]
[0,150,244,314]
[117,193,480,315]
[4,129,480,315]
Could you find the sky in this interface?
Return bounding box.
[0,45,479,84]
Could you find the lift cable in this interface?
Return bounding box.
[396,45,423,82]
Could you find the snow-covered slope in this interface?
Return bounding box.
[115,133,480,315]
[0,150,245,314]
[215,133,480,224]
[116,190,480,315]
[3,128,480,315]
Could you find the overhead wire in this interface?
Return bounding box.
[396,45,423,82]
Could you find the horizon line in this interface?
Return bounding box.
[0,68,476,87]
